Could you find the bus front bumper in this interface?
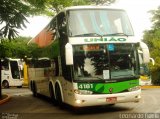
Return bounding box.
[72,89,141,107]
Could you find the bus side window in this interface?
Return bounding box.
[57,12,67,36]
[2,59,9,70]
[48,17,57,41]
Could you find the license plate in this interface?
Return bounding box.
[106,97,117,103]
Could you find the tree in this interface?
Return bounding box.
[89,0,116,5]
[0,0,116,39]
[150,6,160,29]
[143,6,160,85]
[0,0,47,98]
[0,0,28,39]
[30,0,116,16]
[0,37,41,59]
[53,0,116,12]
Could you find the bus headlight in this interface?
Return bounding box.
[128,86,141,92]
[74,89,93,95]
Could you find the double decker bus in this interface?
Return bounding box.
[1,58,24,88]
[28,6,150,107]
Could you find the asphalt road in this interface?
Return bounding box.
[0,87,160,119]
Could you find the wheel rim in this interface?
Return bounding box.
[2,81,9,88]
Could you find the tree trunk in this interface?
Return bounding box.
[0,58,2,98]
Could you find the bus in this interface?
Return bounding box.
[1,58,24,88]
[26,57,53,94]
[27,6,150,107]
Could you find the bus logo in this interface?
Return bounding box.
[109,88,113,94]
[84,37,127,42]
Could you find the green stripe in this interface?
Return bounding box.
[77,79,139,94]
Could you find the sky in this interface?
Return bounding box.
[18,0,160,39]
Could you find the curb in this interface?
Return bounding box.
[141,85,160,89]
[0,94,11,105]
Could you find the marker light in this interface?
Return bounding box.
[75,99,85,104]
[74,89,93,95]
[128,86,141,92]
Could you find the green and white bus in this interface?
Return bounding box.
[28,6,150,107]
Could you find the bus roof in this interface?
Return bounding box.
[28,5,126,47]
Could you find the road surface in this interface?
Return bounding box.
[0,87,160,119]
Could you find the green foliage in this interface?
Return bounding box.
[0,0,116,39]
[72,0,90,6]
[89,0,116,5]
[143,6,160,85]
[72,0,115,6]
[30,0,116,16]
[0,0,49,39]
[0,36,56,60]
[0,37,39,59]
[0,0,30,39]
[150,6,160,29]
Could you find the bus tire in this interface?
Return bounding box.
[49,83,57,105]
[2,80,9,88]
[108,104,115,106]
[30,81,33,91]
[55,84,63,107]
[17,86,22,88]
[32,82,37,97]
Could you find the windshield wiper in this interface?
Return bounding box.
[73,33,103,37]
[103,33,129,37]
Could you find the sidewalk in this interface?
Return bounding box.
[0,94,11,105]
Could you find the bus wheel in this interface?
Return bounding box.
[2,80,9,88]
[17,86,22,88]
[49,83,57,105]
[55,84,63,107]
[32,82,37,97]
[108,104,115,106]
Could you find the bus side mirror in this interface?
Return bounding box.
[140,42,150,63]
[65,43,73,65]
[150,58,155,66]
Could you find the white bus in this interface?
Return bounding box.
[28,6,150,107]
[1,58,24,88]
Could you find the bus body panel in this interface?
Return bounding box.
[28,70,141,107]
[28,67,50,96]
[61,80,141,107]
[1,70,23,87]
[72,89,141,107]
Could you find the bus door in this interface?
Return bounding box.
[9,61,21,85]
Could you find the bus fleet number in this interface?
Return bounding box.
[78,84,93,89]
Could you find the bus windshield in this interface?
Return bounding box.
[68,9,134,37]
[73,44,139,81]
